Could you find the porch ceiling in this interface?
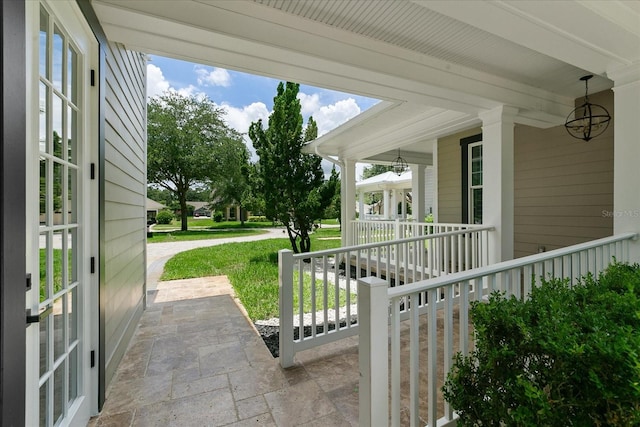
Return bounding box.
[93,0,640,161]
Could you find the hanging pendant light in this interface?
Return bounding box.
[392,149,408,176]
[564,75,611,142]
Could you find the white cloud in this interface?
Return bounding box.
[146,64,170,98]
[312,98,361,136]
[297,92,321,116]
[220,102,270,134]
[219,102,271,160]
[195,66,232,87]
[176,85,206,99]
[146,64,207,100]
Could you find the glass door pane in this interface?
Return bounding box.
[35,5,84,425]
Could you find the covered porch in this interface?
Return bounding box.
[89,1,640,426]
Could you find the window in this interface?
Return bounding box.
[469,143,483,224]
[460,134,483,224]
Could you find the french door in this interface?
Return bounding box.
[26,1,98,426]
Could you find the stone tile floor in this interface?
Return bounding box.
[89,276,360,427]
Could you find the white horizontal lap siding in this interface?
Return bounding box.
[514,90,614,258]
[103,42,147,387]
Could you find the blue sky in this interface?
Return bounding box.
[147,55,380,178]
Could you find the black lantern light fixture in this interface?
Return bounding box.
[564,75,611,142]
[392,149,408,176]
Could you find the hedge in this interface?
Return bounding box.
[444,262,640,426]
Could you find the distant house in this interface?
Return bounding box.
[145,198,166,223]
[224,205,249,221]
[188,201,212,217]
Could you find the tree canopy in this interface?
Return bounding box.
[147,91,243,230]
[249,82,334,253]
[208,139,252,225]
[361,163,393,180]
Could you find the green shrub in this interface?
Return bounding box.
[213,211,223,222]
[443,262,640,426]
[155,210,174,225]
[248,215,267,222]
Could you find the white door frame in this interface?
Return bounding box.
[25,1,99,425]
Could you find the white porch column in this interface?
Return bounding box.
[411,164,426,222]
[480,106,517,263]
[432,141,439,222]
[391,189,397,219]
[341,159,356,246]
[400,190,406,219]
[358,191,365,220]
[610,65,640,263]
[383,189,390,219]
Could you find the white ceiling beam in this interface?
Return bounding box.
[416,0,640,75]
[93,0,574,119]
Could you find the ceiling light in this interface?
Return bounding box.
[564,75,611,142]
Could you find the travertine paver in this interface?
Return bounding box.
[88,276,359,427]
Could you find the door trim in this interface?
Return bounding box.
[0,1,27,425]
[75,0,107,410]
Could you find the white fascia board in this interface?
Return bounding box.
[417,0,640,74]
[339,111,479,160]
[94,0,574,118]
[304,101,400,154]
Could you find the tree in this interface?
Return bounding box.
[361,163,393,180]
[208,139,252,225]
[323,166,341,227]
[249,82,332,253]
[147,91,241,231]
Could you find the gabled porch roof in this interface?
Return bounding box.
[356,171,412,193]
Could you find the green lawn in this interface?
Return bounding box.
[148,228,266,243]
[152,218,278,231]
[39,248,65,302]
[161,227,346,320]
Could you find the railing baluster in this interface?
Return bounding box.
[335,253,340,332]
[299,258,305,341]
[523,264,532,298]
[444,235,450,275]
[311,257,316,338]
[472,231,478,268]
[427,287,438,427]
[346,250,352,328]
[322,256,329,332]
[443,284,454,421]
[460,280,469,356]
[410,292,420,425]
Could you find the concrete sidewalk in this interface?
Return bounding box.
[146,228,288,291]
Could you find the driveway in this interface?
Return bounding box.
[146,227,288,291]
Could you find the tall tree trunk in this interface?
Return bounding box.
[300,229,311,253]
[179,195,188,231]
[286,225,300,254]
[239,205,245,226]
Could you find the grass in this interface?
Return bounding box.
[161,227,347,320]
[39,248,65,302]
[152,218,278,231]
[148,228,265,243]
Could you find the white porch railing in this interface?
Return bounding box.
[278,226,493,368]
[352,219,481,246]
[358,232,638,427]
